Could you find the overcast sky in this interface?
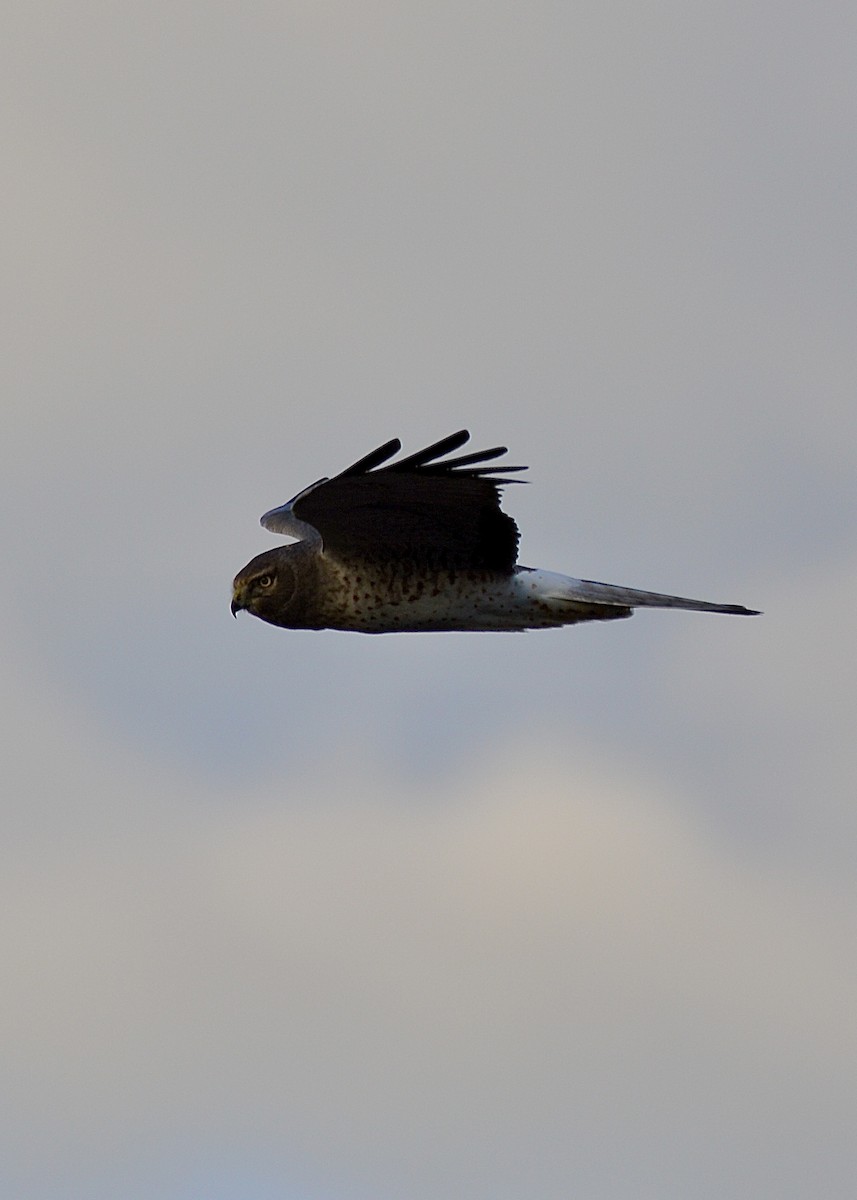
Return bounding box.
[2,4,856,1198]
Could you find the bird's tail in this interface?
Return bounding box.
[517,568,760,620]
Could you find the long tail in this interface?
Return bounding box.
[519,568,760,620]
[555,575,760,615]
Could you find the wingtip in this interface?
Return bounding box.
[339,438,402,477]
[389,430,472,471]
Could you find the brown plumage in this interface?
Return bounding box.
[231,430,760,633]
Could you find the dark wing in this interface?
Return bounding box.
[261,430,526,571]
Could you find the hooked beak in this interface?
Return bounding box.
[231,590,244,618]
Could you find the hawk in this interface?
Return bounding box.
[231,430,759,632]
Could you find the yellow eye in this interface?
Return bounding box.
[256,573,275,589]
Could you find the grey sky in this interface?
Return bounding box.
[2,4,856,1198]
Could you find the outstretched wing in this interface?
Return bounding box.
[261,430,526,571]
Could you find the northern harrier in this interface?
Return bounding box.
[231,431,759,632]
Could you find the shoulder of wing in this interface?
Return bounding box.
[260,477,328,544]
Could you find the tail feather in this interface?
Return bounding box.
[516,568,760,619]
[559,576,760,616]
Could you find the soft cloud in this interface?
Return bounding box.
[1,637,855,1198]
[664,553,857,870]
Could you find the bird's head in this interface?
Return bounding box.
[231,545,313,628]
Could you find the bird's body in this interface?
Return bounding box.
[231,431,759,633]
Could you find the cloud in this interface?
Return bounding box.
[665,553,857,869]
[2,634,855,1198]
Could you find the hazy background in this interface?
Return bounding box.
[3,4,855,1198]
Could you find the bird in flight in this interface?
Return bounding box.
[231,430,759,633]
